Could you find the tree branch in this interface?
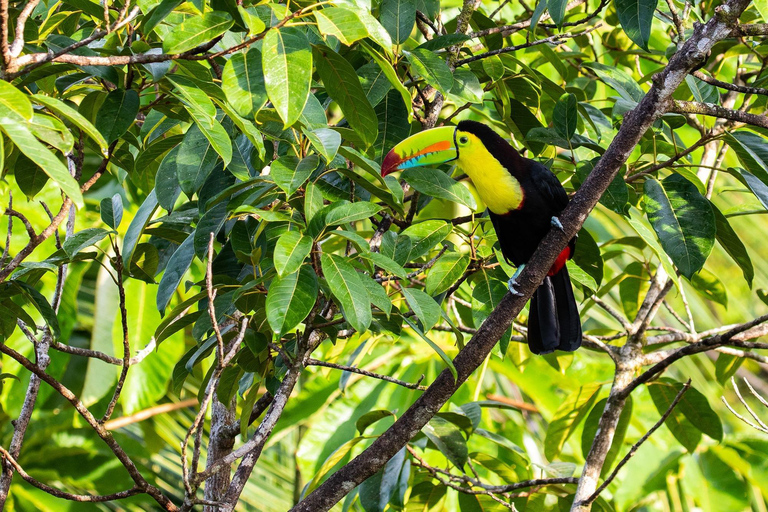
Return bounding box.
[671,100,768,129]
[691,70,768,96]
[307,358,427,390]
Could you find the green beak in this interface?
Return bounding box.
[381,126,458,176]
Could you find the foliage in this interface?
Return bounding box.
[0,0,767,510]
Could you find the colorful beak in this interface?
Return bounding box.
[381,126,458,176]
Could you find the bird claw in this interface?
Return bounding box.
[507,264,525,296]
[507,278,524,296]
[551,216,564,231]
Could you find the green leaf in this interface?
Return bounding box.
[156,234,195,315]
[401,287,441,332]
[237,5,265,35]
[458,494,509,512]
[321,253,372,333]
[166,74,217,118]
[188,111,232,167]
[426,252,470,296]
[360,277,393,317]
[399,220,452,262]
[547,0,568,26]
[406,482,446,512]
[689,268,728,307]
[583,62,645,103]
[615,0,658,50]
[33,94,109,155]
[100,194,123,229]
[122,189,159,266]
[0,104,82,207]
[644,175,715,279]
[16,282,60,338]
[306,437,366,494]
[553,93,577,140]
[360,448,406,512]
[94,89,140,144]
[314,45,378,147]
[262,27,312,128]
[416,33,471,51]
[314,7,370,45]
[361,252,407,279]
[647,380,702,452]
[448,68,483,105]
[379,0,416,44]
[374,89,411,159]
[544,383,601,460]
[406,48,453,96]
[356,410,396,434]
[266,265,319,336]
[423,416,468,469]
[685,74,719,104]
[402,168,477,209]
[325,201,383,226]
[0,80,32,120]
[274,231,312,277]
[271,155,319,197]
[62,228,110,259]
[715,353,744,385]
[304,127,341,162]
[177,123,219,196]
[482,55,504,81]
[576,158,628,214]
[155,146,182,210]
[162,12,234,54]
[359,42,412,122]
[222,48,268,119]
[14,155,48,199]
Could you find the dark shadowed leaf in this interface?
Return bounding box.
[379,0,416,44]
[156,234,195,314]
[644,175,715,279]
[615,0,658,51]
[553,93,577,140]
[100,194,123,230]
[423,416,468,469]
[95,89,139,144]
[266,265,318,336]
[321,253,371,333]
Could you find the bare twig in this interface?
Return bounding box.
[671,100,768,129]
[583,380,691,504]
[307,358,427,390]
[692,70,768,96]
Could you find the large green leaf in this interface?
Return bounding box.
[94,89,140,144]
[33,94,109,154]
[406,48,453,96]
[426,252,470,296]
[553,93,577,140]
[100,194,123,229]
[314,45,378,147]
[648,380,702,452]
[314,7,370,45]
[274,231,312,277]
[222,48,268,119]
[360,42,412,121]
[271,155,319,197]
[324,201,383,226]
[156,234,195,315]
[262,27,312,128]
[615,0,658,51]
[651,379,723,442]
[397,220,452,262]
[423,417,468,469]
[266,265,318,336]
[712,205,753,287]
[379,0,416,44]
[122,189,159,266]
[583,62,645,103]
[644,175,715,279]
[544,383,602,460]
[62,228,110,259]
[359,448,406,512]
[0,104,82,207]
[402,168,476,209]
[547,0,568,26]
[374,89,411,158]
[401,287,441,332]
[321,253,371,333]
[0,80,32,120]
[176,123,219,196]
[162,12,234,53]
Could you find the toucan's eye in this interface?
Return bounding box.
[459,136,469,144]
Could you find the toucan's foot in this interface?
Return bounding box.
[551,216,564,231]
[507,264,526,296]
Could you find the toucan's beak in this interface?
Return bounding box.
[381,126,458,176]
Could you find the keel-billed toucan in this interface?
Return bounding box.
[382,120,582,354]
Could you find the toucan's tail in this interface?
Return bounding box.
[527,265,582,355]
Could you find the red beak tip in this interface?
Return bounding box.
[381,150,401,177]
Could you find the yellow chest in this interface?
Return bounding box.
[457,147,524,215]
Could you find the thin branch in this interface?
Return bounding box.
[0,446,142,502]
[5,209,36,239]
[101,246,130,422]
[0,343,177,510]
[105,399,199,430]
[583,379,691,504]
[207,233,225,361]
[9,0,41,57]
[376,245,448,283]
[591,296,632,331]
[671,100,768,129]
[692,70,768,96]
[457,26,600,66]
[307,358,427,390]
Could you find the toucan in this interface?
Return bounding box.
[381,120,582,354]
